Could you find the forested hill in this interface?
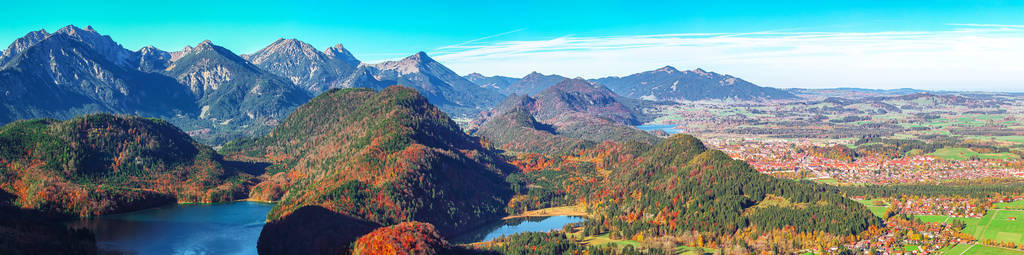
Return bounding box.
[504,134,882,252]
[222,86,512,236]
[597,135,881,237]
[0,114,251,217]
[473,78,659,154]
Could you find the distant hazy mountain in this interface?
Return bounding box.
[464,72,517,91]
[530,78,640,125]
[463,71,566,95]
[474,78,658,154]
[0,26,196,124]
[243,39,360,93]
[341,52,505,118]
[788,87,928,99]
[593,66,796,101]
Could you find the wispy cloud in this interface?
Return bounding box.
[432,25,1024,91]
[435,28,526,50]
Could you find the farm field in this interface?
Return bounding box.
[940,244,1024,255]
[915,210,1024,246]
[996,201,1024,210]
[964,210,1024,245]
[927,147,1021,161]
[582,233,644,248]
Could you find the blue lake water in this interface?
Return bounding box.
[70,202,585,253]
[70,202,273,255]
[635,124,683,134]
[452,215,586,243]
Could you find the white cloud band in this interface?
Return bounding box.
[433,25,1024,91]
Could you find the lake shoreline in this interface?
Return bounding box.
[502,205,588,220]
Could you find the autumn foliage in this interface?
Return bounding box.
[353,222,450,255]
[223,86,512,234]
[0,114,251,216]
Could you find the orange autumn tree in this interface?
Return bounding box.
[352,222,451,255]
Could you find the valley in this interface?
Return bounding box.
[0,23,1022,255]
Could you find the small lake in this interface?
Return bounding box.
[452,216,586,243]
[70,201,273,255]
[70,202,584,252]
[636,124,683,134]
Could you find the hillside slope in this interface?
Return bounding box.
[0,28,196,124]
[474,78,658,154]
[0,114,250,216]
[224,86,512,235]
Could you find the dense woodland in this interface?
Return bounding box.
[223,86,513,236]
[840,181,1024,198]
[0,87,895,254]
[500,136,881,252]
[0,114,250,216]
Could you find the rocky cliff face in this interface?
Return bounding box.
[0,29,50,67]
[340,52,505,118]
[244,39,360,93]
[0,29,196,124]
[164,40,311,123]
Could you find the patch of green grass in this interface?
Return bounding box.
[963,210,1024,245]
[916,215,954,223]
[584,233,643,248]
[957,245,1024,255]
[980,153,1020,160]
[924,148,1015,160]
[929,147,979,160]
[675,245,716,255]
[855,199,890,218]
[814,178,838,185]
[995,200,1024,210]
[969,136,1024,144]
[939,243,973,255]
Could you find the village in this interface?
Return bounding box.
[706,138,1024,185]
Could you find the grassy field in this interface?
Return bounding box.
[904,245,921,252]
[583,233,644,248]
[928,147,1020,160]
[929,148,980,160]
[918,209,1024,245]
[939,244,974,254]
[969,136,1024,144]
[854,199,889,218]
[813,178,838,185]
[995,200,1024,210]
[940,244,1024,255]
[675,245,715,255]
[964,210,1024,245]
[503,205,588,219]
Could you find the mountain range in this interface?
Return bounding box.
[465,71,567,96]
[466,66,796,101]
[473,78,660,154]
[0,25,507,145]
[1,25,801,147]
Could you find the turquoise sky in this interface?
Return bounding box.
[3,0,1024,90]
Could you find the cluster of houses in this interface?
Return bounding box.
[708,138,1024,185]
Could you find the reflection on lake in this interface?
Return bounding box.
[453,216,585,243]
[70,202,273,255]
[636,124,682,134]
